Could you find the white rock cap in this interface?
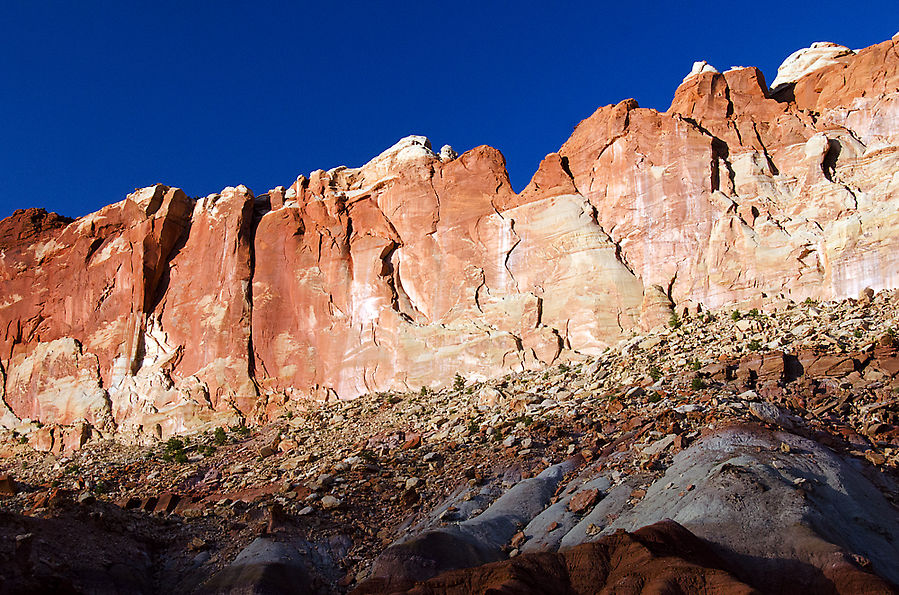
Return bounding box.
[439,145,458,161]
[770,42,854,93]
[682,61,719,83]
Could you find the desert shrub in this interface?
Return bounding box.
[453,373,465,391]
[162,437,188,463]
[669,312,682,329]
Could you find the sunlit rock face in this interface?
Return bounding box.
[1,37,898,441]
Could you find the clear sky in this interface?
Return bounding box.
[1,1,896,220]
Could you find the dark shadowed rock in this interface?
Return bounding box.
[354,520,760,594]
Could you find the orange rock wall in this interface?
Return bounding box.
[1,37,898,440]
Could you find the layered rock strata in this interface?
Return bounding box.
[2,36,899,440]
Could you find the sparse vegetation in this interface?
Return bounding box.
[669,312,682,329]
[691,377,706,390]
[162,437,188,464]
[648,365,662,381]
[731,310,742,321]
[748,339,762,351]
[231,424,250,437]
[213,426,227,445]
[453,373,465,391]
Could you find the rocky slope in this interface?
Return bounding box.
[2,290,899,592]
[2,36,899,443]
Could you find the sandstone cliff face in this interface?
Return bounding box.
[2,36,899,442]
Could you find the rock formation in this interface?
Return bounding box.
[3,289,899,593]
[1,36,899,443]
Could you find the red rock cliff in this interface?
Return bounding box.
[2,36,899,444]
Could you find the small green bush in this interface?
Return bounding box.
[648,366,662,381]
[453,373,465,391]
[669,312,682,329]
[691,377,706,390]
[213,427,227,445]
[731,310,741,321]
[162,436,189,464]
[747,339,762,351]
[165,437,184,453]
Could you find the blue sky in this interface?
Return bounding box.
[1,1,896,220]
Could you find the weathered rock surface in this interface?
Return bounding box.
[2,36,899,440]
[199,536,349,594]
[770,42,855,93]
[357,425,899,594]
[2,291,899,592]
[355,520,761,594]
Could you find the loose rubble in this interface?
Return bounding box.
[2,291,899,591]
